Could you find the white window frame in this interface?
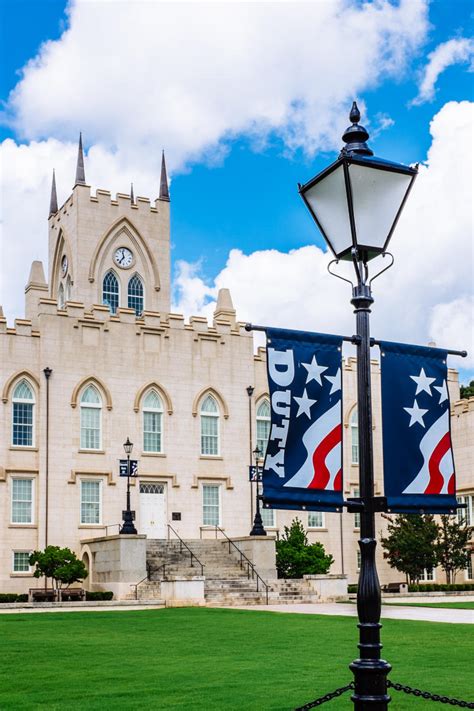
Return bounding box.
[58,282,65,309]
[256,398,271,458]
[353,487,360,529]
[420,567,436,582]
[350,407,359,465]
[308,511,325,529]
[11,477,34,525]
[80,479,103,526]
[102,270,120,314]
[12,550,33,574]
[127,273,145,316]
[200,395,220,457]
[142,389,163,453]
[457,495,473,527]
[465,554,473,581]
[356,550,361,572]
[11,379,35,448]
[80,385,102,451]
[261,507,275,528]
[202,483,221,526]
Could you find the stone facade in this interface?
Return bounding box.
[1,164,473,595]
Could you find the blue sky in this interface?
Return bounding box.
[0,0,473,383]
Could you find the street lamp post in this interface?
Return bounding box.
[250,445,267,536]
[299,102,418,709]
[120,437,137,535]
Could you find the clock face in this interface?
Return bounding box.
[114,247,134,269]
[61,255,68,276]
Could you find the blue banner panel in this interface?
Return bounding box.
[380,341,458,514]
[263,328,344,512]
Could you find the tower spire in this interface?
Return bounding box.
[49,169,58,217]
[159,150,170,201]
[75,132,86,186]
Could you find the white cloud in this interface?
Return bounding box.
[173,101,474,367]
[412,37,474,105]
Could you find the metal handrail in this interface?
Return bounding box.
[104,523,122,535]
[214,525,269,605]
[167,524,205,576]
[130,562,151,601]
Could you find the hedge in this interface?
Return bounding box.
[85,591,114,601]
[347,585,358,594]
[408,583,474,592]
[0,593,29,603]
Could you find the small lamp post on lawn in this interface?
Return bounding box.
[120,437,137,535]
[250,445,267,536]
[299,102,418,709]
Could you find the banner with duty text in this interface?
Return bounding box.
[263,328,344,512]
[380,340,457,514]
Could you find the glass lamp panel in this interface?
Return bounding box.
[303,163,352,256]
[348,163,413,251]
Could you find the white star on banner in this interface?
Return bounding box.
[293,388,317,419]
[404,399,429,427]
[410,367,436,396]
[301,355,328,385]
[434,380,448,404]
[324,368,342,395]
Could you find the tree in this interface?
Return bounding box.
[380,514,438,584]
[435,515,471,584]
[460,380,474,399]
[276,518,334,579]
[29,546,88,599]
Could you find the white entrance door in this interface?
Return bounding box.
[139,482,167,538]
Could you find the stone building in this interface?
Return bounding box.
[1,141,472,595]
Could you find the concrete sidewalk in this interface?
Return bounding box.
[233,602,474,624]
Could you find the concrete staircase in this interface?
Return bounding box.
[141,539,321,606]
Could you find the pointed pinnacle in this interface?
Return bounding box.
[49,169,58,217]
[159,150,170,201]
[75,132,86,186]
[130,182,135,204]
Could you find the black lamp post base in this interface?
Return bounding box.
[120,510,137,535]
[350,656,391,709]
[249,511,267,536]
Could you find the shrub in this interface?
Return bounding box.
[407,583,474,592]
[347,584,358,594]
[16,594,28,602]
[0,594,19,603]
[85,591,114,601]
[276,518,333,579]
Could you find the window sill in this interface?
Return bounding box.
[10,573,34,578]
[199,455,223,461]
[9,446,38,452]
[78,449,105,454]
[141,452,166,458]
[308,527,328,532]
[78,524,104,529]
[8,524,37,529]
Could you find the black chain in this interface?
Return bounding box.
[295,682,354,710]
[388,681,474,708]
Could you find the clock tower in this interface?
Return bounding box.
[45,136,171,316]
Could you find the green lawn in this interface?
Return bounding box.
[1,608,472,710]
[384,601,474,610]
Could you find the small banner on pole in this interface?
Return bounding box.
[379,340,457,513]
[263,327,344,512]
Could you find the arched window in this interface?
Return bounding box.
[80,385,102,450]
[143,389,163,452]
[58,283,65,309]
[102,271,119,314]
[12,379,35,447]
[256,399,271,457]
[65,275,72,302]
[128,274,144,316]
[350,408,359,464]
[200,394,219,456]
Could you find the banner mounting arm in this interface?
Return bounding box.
[244,323,361,345]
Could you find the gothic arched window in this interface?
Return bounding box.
[256,398,271,457]
[12,379,35,447]
[102,271,119,314]
[200,394,219,456]
[143,389,163,452]
[80,385,102,450]
[65,275,72,302]
[58,283,65,309]
[128,274,144,316]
